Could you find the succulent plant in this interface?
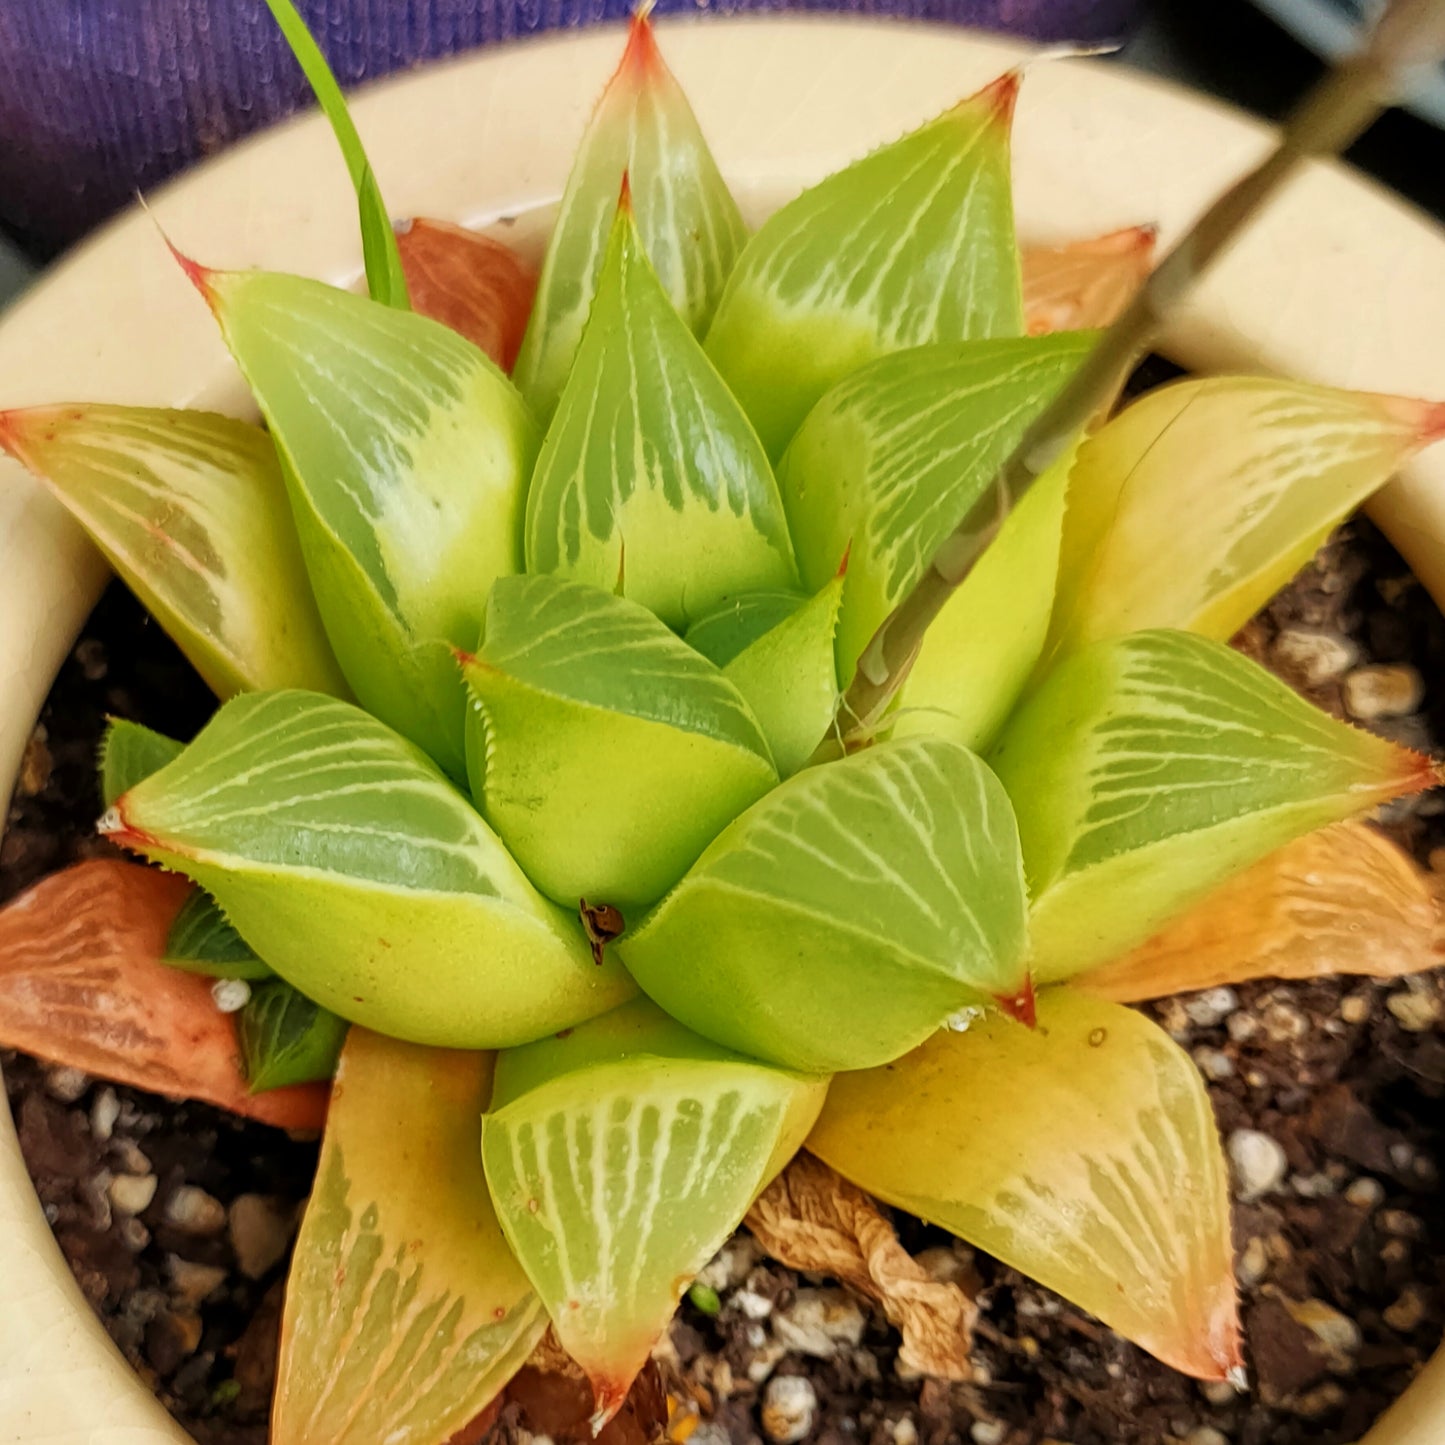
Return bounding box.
[3,1,1445,1440]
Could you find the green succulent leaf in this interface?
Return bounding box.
[482,998,826,1426]
[461,576,777,912]
[101,690,634,1047]
[239,980,348,1092]
[722,576,844,778]
[99,718,184,810]
[261,0,409,309]
[810,988,1241,1382]
[276,1030,545,1445]
[164,892,274,982]
[684,591,806,668]
[892,437,1081,754]
[777,332,1094,690]
[1044,379,1445,666]
[524,203,796,630]
[706,72,1024,457]
[0,406,347,700]
[619,735,1029,1073]
[194,266,538,776]
[513,11,747,424]
[987,629,1441,984]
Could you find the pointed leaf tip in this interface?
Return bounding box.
[618,170,634,215]
[993,976,1036,1028]
[165,239,216,301]
[974,68,1021,126]
[620,4,663,82]
[96,801,162,854]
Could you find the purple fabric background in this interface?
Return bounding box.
[0,0,1138,258]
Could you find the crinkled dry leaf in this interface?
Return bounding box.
[397,218,538,371]
[1079,820,1443,1002]
[1021,226,1156,336]
[746,1152,977,1381]
[0,860,327,1129]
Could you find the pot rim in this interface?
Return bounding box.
[0,16,1442,1443]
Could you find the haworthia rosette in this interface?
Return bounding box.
[461,576,776,912]
[100,690,634,1047]
[988,629,1442,983]
[513,10,747,424]
[619,735,1030,1072]
[275,1032,545,1445]
[706,72,1025,457]
[183,262,537,776]
[1,407,346,700]
[524,200,796,629]
[482,999,826,1426]
[811,989,1240,1381]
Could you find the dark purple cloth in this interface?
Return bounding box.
[0,0,1137,258]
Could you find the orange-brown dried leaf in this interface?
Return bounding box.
[1021,225,1156,336]
[506,1351,670,1445]
[0,859,326,1128]
[1079,821,1443,1002]
[747,1152,977,1381]
[397,218,538,371]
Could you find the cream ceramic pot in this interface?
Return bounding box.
[0,19,1442,1444]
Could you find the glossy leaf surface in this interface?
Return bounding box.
[1080,821,1442,1001]
[276,1031,544,1445]
[397,218,537,371]
[706,73,1024,456]
[194,265,537,775]
[777,333,1093,686]
[988,629,1441,984]
[0,860,326,1128]
[1021,226,1156,335]
[525,205,796,629]
[811,989,1240,1381]
[100,717,183,810]
[165,891,273,981]
[262,0,409,308]
[462,577,776,911]
[103,690,634,1047]
[239,980,348,1091]
[483,999,826,1425]
[684,591,806,668]
[513,10,747,423]
[0,405,345,699]
[722,575,843,778]
[1044,378,1445,663]
[620,736,1029,1072]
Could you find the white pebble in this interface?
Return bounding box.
[1343,664,1424,722]
[696,1236,761,1292]
[970,1424,1007,1445]
[229,1193,295,1280]
[1185,988,1240,1028]
[1340,994,1371,1025]
[891,1420,918,1445]
[1186,1428,1231,1445]
[211,978,252,1013]
[773,1289,866,1359]
[45,1065,90,1103]
[164,1185,227,1236]
[734,1288,775,1321]
[107,1173,158,1215]
[1291,1172,1336,1199]
[1345,1177,1385,1210]
[1193,1047,1235,1082]
[1228,1129,1288,1201]
[1272,628,1358,687]
[761,1376,816,1444]
[1387,989,1440,1033]
[90,1087,120,1142]
[1288,1298,1361,1356]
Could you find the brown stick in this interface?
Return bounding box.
[818,0,1445,758]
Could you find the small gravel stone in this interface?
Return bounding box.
[1262,1003,1308,1043]
[891,1418,919,1445]
[1339,993,1371,1025]
[1291,1172,1336,1199]
[1287,1298,1361,1357]
[1228,1129,1288,1201]
[1383,1286,1428,1332]
[211,978,252,1013]
[1386,988,1440,1032]
[107,1172,158,1216]
[772,1288,867,1358]
[1238,1236,1270,1285]
[1193,1047,1235,1081]
[1273,626,1358,686]
[1227,1012,1261,1045]
[1202,1380,1240,1406]
[1379,1209,1424,1240]
[1345,1177,1385,1210]
[44,1065,90,1103]
[1185,987,1240,1028]
[90,1087,120,1143]
[164,1185,227,1236]
[761,1376,816,1442]
[1186,1429,1230,1445]
[745,1337,788,1386]
[229,1193,295,1279]
[970,1424,1007,1445]
[695,1236,761,1292]
[1343,663,1425,721]
[166,1256,228,1308]
[733,1287,775,1321]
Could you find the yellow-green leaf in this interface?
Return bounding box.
[810,989,1241,1382]
[276,1030,544,1445]
[524,201,796,630]
[1043,378,1445,666]
[482,999,826,1426]
[706,72,1024,457]
[988,629,1441,984]
[0,406,346,699]
[513,10,747,425]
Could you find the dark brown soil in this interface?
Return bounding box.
[5,516,1445,1445]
